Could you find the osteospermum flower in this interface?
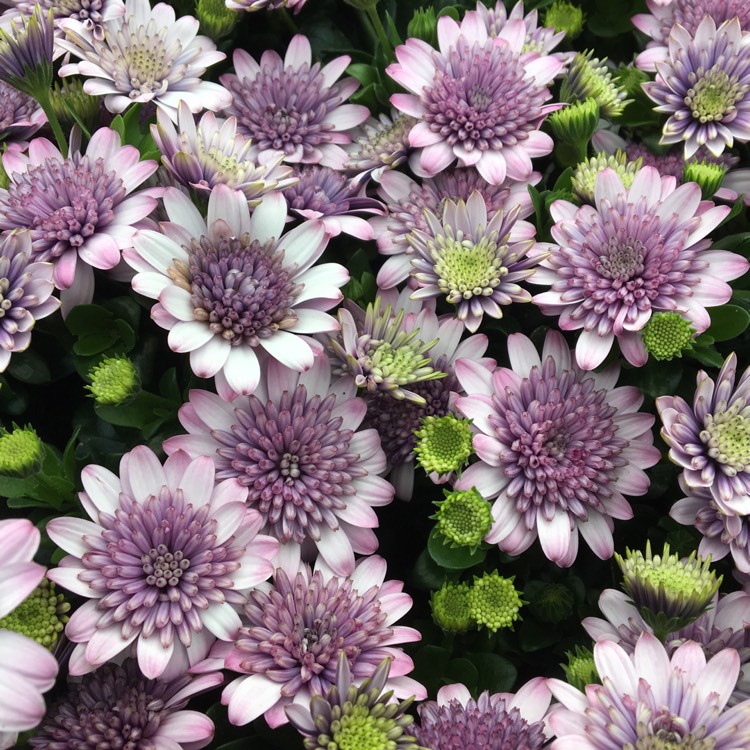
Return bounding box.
[0,4,53,100]
[657,353,750,513]
[455,330,661,566]
[0,80,44,142]
[431,487,493,550]
[642,17,750,158]
[412,679,552,750]
[56,0,231,122]
[387,13,562,183]
[225,0,306,13]
[220,35,369,168]
[221,556,425,727]
[0,127,159,310]
[431,581,475,633]
[163,354,394,576]
[29,660,221,750]
[407,190,543,331]
[151,101,296,204]
[1,0,125,40]
[125,185,344,398]
[560,51,631,118]
[548,632,750,750]
[0,519,58,750]
[0,230,59,372]
[46,445,279,679]
[475,0,566,56]
[283,166,384,239]
[530,167,748,370]
[468,570,524,632]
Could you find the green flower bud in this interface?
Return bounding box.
[572,150,642,203]
[86,356,141,405]
[548,98,600,148]
[431,581,475,633]
[616,65,650,98]
[561,51,632,118]
[406,7,437,46]
[616,541,722,640]
[544,1,584,40]
[562,646,599,691]
[0,578,69,649]
[431,487,492,551]
[467,571,524,633]
[50,78,100,133]
[0,424,44,477]
[641,312,695,362]
[528,582,575,624]
[196,0,238,42]
[413,414,473,476]
[683,160,728,199]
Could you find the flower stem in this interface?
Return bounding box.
[278,7,298,35]
[36,90,68,158]
[365,5,394,60]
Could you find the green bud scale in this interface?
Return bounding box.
[196,0,238,41]
[548,98,600,150]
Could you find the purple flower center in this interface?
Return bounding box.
[285,166,353,215]
[491,357,627,522]
[212,385,366,544]
[187,235,300,347]
[0,81,37,133]
[422,39,546,152]
[627,709,716,750]
[235,568,391,697]
[80,488,244,646]
[658,0,750,42]
[0,252,33,340]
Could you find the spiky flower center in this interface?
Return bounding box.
[700,405,750,472]
[544,0,584,37]
[685,67,745,123]
[87,356,139,404]
[369,340,434,389]
[642,312,694,361]
[0,578,69,648]
[563,647,598,690]
[431,581,474,633]
[0,424,43,475]
[332,711,393,750]
[185,234,300,347]
[598,237,645,281]
[422,38,547,152]
[467,572,523,632]
[414,415,473,475]
[433,488,492,548]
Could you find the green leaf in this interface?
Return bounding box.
[73,332,119,357]
[7,349,51,384]
[347,63,379,87]
[62,426,81,481]
[444,658,479,690]
[467,652,517,692]
[65,304,114,336]
[6,495,54,508]
[706,304,750,342]
[427,527,487,570]
[0,474,38,499]
[688,344,726,369]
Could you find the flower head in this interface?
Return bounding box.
[387,13,562,183]
[415,415,474,477]
[0,578,69,649]
[286,653,420,750]
[56,0,231,122]
[563,646,599,690]
[3,0,125,41]
[455,330,661,566]
[222,556,425,728]
[413,679,552,750]
[467,571,524,632]
[0,80,44,143]
[572,150,642,203]
[195,0,237,40]
[684,159,729,198]
[163,354,394,577]
[46,446,279,678]
[126,186,345,398]
[0,4,53,99]
[224,0,306,13]
[29,660,222,750]
[657,353,750,512]
[0,422,44,475]
[544,0,584,39]
[431,487,492,549]
[431,581,475,633]
[561,51,631,118]
[220,36,369,168]
[642,17,750,158]
[49,78,99,132]
[641,312,695,361]
[548,632,750,750]
[531,167,748,370]
[547,98,600,147]
[151,101,296,203]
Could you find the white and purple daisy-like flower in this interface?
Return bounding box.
[225,0,307,13]
[412,679,552,750]
[386,13,562,183]
[0,80,44,143]
[151,101,297,204]
[46,446,279,680]
[657,353,750,513]
[220,35,369,169]
[0,519,58,750]
[548,632,750,750]
[1,0,124,41]
[125,185,346,398]
[283,165,384,240]
[454,330,661,567]
[641,17,750,158]
[0,127,159,311]
[220,555,425,728]
[163,353,394,577]
[530,167,748,370]
[56,0,231,122]
[406,190,543,332]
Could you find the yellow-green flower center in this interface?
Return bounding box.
[701,407,750,470]
[0,578,69,649]
[686,66,745,122]
[432,488,492,547]
[414,415,473,475]
[467,572,523,633]
[370,340,437,387]
[331,709,396,750]
[573,151,641,202]
[87,356,140,405]
[642,312,694,361]
[0,425,43,476]
[563,647,599,691]
[544,0,585,38]
[431,581,475,632]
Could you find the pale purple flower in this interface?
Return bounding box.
[125,185,346,398]
[633,0,750,71]
[0,4,53,97]
[0,519,58,750]
[406,190,543,332]
[225,0,306,13]
[583,587,750,703]
[56,0,231,122]
[625,143,740,180]
[641,17,750,158]
[151,100,297,204]
[0,0,124,41]
[0,80,44,142]
[455,330,661,567]
[372,168,537,288]
[283,165,383,239]
[163,353,394,577]
[0,230,59,373]
[387,13,562,184]
[46,445,279,679]
[548,632,750,750]
[220,35,369,169]
[29,660,221,750]
[657,353,750,514]
[412,679,552,750]
[220,555,425,728]
[0,127,159,312]
[530,167,748,370]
